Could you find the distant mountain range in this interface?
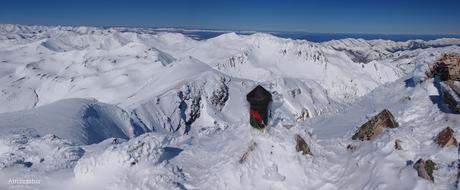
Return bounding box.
[0,24,460,189]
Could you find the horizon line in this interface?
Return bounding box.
[2,23,460,37]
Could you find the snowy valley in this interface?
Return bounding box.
[1,24,460,190]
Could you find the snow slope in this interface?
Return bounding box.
[0,24,460,189]
[0,98,147,145]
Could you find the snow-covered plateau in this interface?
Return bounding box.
[1,24,460,190]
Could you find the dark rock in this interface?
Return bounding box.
[112,138,120,144]
[295,134,312,156]
[289,88,301,98]
[14,160,33,168]
[394,139,402,150]
[440,81,460,113]
[346,144,358,152]
[406,160,414,166]
[404,96,411,101]
[352,109,399,141]
[209,77,229,111]
[177,86,202,134]
[434,127,458,148]
[414,159,437,182]
[295,109,310,121]
[23,161,33,168]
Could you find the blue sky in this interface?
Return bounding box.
[0,0,459,35]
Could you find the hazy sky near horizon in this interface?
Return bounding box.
[0,0,459,35]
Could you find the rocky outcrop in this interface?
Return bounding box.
[440,81,460,113]
[434,127,457,148]
[352,109,399,140]
[430,53,460,81]
[177,87,202,134]
[413,159,437,182]
[295,134,312,156]
[289,88,302,98]
[217,52,249,70]
[280,44,326,64]
[209,77,229,111]
[294,108,310,121]
[429,54,460,113]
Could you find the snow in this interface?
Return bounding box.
[0,98,147,145]
[71,133,182,190]
[0,24,460,189]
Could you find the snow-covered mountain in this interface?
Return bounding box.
[0,24,460,189]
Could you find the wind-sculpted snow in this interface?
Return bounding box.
[1,24,460,189]
[72,133,186,190]
[0,98,147,145]
[0,134,85,172]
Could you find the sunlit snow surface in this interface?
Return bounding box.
[0,24,460,189]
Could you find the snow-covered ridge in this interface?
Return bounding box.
[1,24,459,135]
[322,37,460,63]
[1,24,458,134]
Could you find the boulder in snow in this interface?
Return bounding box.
[413,159,437,182]
[394,139,402,150]
[295,134,312,155]
[346,144,358,152]
[352,109,399,141]
[434,127,457,148]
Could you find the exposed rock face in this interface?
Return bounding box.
[414,159,437,182]
[209,77,229,111]
[295,134,312,155]
[333,47,377,63]
[352,109,399,141]
[440,81,460,113]
[430,53,460,81]
[177,86,202,134]
[216,51,250,71]
[429,54,460,113]
[434,127,458,148]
